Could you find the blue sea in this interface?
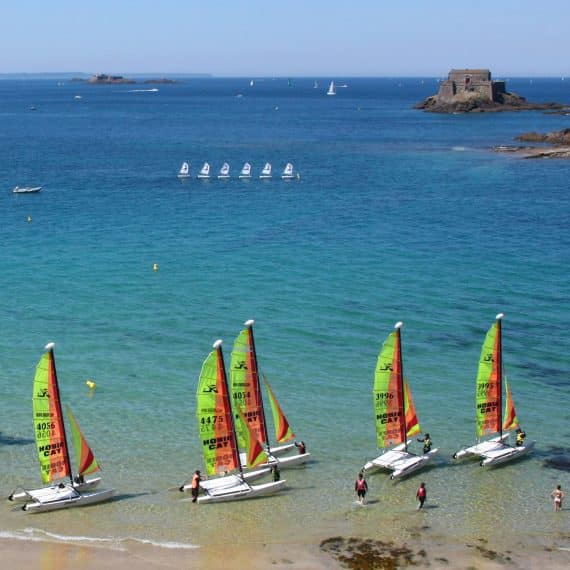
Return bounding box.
[0,77,568,551]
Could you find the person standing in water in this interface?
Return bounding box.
[416,482,427,510]
[191,470,201,503]
[551,485,564,511]
[354,472,368,505]
[417,433,432,454]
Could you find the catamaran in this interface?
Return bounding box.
[230,320,310,470]
[9,343,115,512]
[326,81,336,96]
[281,163,298,180]
[259,162,272,179]
[363,322,438,479]
[177,162,190,178]
[239,162,252,179]
[452,313,534,467]
[217,162,230,179]
[197,162,211,179]
[12,186,42,194]
[183,339,286,503]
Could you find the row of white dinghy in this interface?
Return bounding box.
[177,161,299,180]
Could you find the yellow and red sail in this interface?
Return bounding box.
[32,348,71,483]
[373,328,407,448]
[237,407,269,468]
[475,318,502,437]
[66,406,101,477]
[230,325,267,449]
[196,343,240,476]
[264,378,295,443]
[404,381,421,437]
[502,377,519,431]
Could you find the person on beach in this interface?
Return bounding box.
[551,485,564,511]
[417,433,432,454]
[295,441,306,455]
[191,470,201,503]
[515,428,526,447]
[416,482,427,510]
[271,465,281,481]
[355,472,368,505]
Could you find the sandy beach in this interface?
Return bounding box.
[2,531,569,570]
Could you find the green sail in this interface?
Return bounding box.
[475,321,502,438]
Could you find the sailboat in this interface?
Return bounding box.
[10,343,115,512]
[281,163,298,180]
[230,320,310,470]
[177,162,190,178]
[326,81,336,96]
[197,162,211,179]
[238,162,252,179]
[453,313,534,466]
[217,162,230,179]
[186,339,286,503]
[259,162,272,179]
[313,80,319,89]
[362,322,438,479]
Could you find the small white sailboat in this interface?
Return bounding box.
[217,162,230,179]
[250,80,254,87]
[259,163,272,179]
[12,186,42,194]
[230,320,310,471]
[184,339,286,504]
[281,163,296,180]
[10,343,114,513]
[363,322,438,479]
[453,314,534,467]
[326,81,336,96]
[197,162,211,179]
[239,162,252,179]
[177,162,190,179]
[313,80,319,89]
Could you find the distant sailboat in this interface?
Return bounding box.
[250,80,254,87]
[177,162,190,179]
[259,163,272,179]
[239,162,252,179]
[218,163,230,179]
[281,163,296,180]
[197,162,211,179]
[326,81,336,96]
[313,80,319,89]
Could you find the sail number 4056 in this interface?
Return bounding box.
[36,422,56,430]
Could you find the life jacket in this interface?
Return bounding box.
[356,479,367,491]
[418,486,426,498]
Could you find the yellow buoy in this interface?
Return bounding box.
[86,380,96,389]
[153,263,159,272]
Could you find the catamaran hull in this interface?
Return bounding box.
[240,451,311,471]
[8,476,102,502]
[181,468,271,493]
[270,443,296,456]
[364,447,439,479]
[197,480,286,504]
[22,487,115,513]
[452,434,510,462]
[480,441,535,467]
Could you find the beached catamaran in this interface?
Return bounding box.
[9,343,114,512]
[187,339,286,503]
[230,320,310,469]
[363,322,438,479]
[453,313,534,466]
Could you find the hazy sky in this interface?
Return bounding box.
[1,0,568,76]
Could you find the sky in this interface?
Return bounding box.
[1,0,569,76]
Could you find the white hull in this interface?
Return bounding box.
[12,186,42,194]
[22,485,115,513]
[270,443,296,456]
[259,175,272,179]
[181,468,271,493]
[364,445,439,479]
[240,451,311,470]
[197,479,286,504]
[177,174,190,179]
[480,441,535,467]
[9,476,102,502]
[452,434,510,461]
[218,175,230,179]
[238,174,251,179]
[197,175,210,179]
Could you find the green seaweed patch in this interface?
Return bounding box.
[320,536,429,569]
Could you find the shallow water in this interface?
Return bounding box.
[0,77,568,549]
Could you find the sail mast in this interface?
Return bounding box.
[395,322,408,452]
[245,320,272,453]
[214,340,244,477]
[46,343,74,485]
[496,313,504,440]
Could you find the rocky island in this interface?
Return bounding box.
[71,74,178,85]
[494,128,570,159]
[415,69,567,113]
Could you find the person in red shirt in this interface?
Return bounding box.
[416,482,427,510]
[355,472,368,505]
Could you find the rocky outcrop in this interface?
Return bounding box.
[87,74,136,84]
[515,128,570,145]
[416,90,566,113]
[494,129,570,159]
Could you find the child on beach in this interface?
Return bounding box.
[191,470,201,503]
[551,485,564,511]
[354,473,368,505]
[416,482,427,510]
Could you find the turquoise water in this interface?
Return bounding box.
[0,78,568,549]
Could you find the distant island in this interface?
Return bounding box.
[415,69,567,113]
[71,74,181,84]
[494,128,570,159]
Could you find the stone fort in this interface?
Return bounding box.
[437,69,506,102]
